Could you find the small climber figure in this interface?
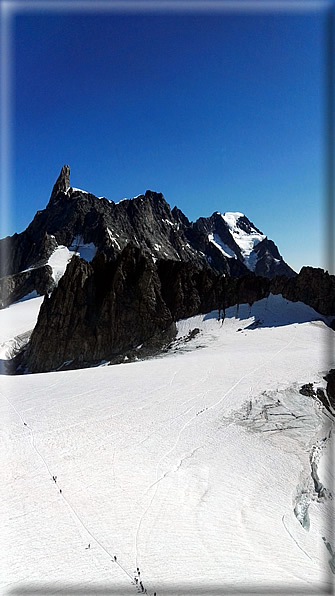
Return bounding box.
[137,567,140,572]
[114,555,117,562]
[24,422,27,426]
[59,489,62,494]
[134,578,138,585]
[86,544,90,549]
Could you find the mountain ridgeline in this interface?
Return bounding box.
[1,166,334,373]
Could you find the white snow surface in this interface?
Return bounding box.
[1,294,334,594]
[47,239,97,284]
[222,212,266,271]
[208,232,236,259]
[107,228,121,250]
[47,246,74,283]
[0,296,44,359]
[69,187,90,194]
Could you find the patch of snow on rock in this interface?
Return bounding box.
[47,246,74,284]
[107,228,121,250]
[69,236,97,262]
[69,187,90,194]
[208,233,236,259]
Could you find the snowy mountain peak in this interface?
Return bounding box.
[223,211,245,221]
[220,212,266,272]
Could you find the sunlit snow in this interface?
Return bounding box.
[0,296,44,359]
[208,232,236,259]
[47,246,73,283]
[47,239,97,284]
[1,294,333,594]
[222,212,266,271]
[69,187,90,194]
[107,228,121,250]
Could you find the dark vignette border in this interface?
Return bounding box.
[1,1,334,595]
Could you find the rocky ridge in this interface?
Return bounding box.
[0,165,295,307]
[16,257,335,374]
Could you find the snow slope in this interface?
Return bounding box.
[221,212,266,271]
[0,296,44,360]
[1,295,334,595]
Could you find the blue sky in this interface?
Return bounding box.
[4,2,328,272]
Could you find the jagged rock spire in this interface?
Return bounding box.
[49,165,70,203]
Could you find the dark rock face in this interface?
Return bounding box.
[271,267,335,316]
[325,369,335,410]
[157,260,221,321]
[299,384,315,398]
[48,164,70,204]
[24,245,175,373]
[0,264,54,308]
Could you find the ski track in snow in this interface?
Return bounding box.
[281,514,313,562]
[2,361,204,594]
[2,390,139,592]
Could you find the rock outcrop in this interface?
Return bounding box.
[48,164,70,204]
[324,369,335,411]
[0,264,54,308]
[23,245,175,373]
[271,267,335,316]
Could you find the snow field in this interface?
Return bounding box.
[0,296,44,360]
[0,294,334,594]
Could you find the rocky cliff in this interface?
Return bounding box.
[271,267,335,316]
[22,245,175,373]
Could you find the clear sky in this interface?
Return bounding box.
[3,1,329,273]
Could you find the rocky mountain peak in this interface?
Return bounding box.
[48,164,70,204]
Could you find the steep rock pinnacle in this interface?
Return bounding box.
[49,165,70,204]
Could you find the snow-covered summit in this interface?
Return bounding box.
[221,211,266,271]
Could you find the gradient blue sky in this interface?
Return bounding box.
[4,2,329,272]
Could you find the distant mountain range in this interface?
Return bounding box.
[0,165,334,373]
[0,165,295,306]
